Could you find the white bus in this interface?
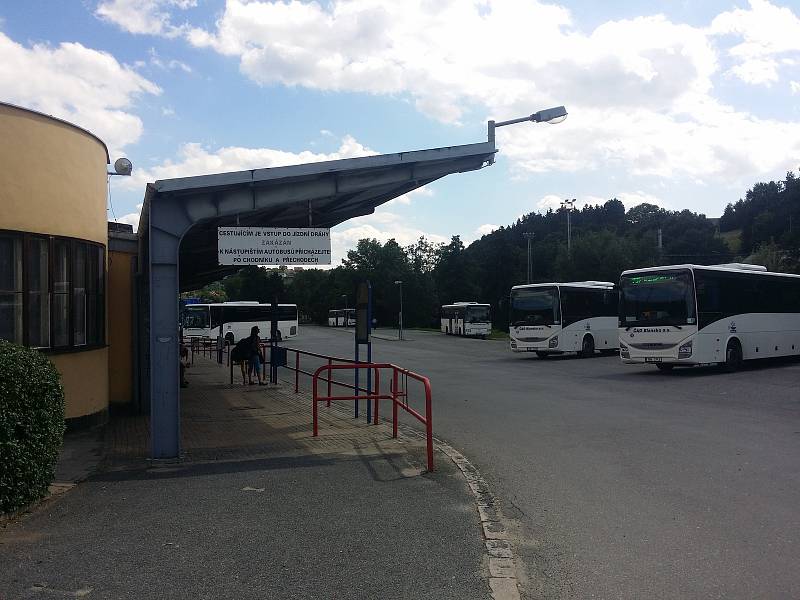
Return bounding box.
[327,308,355,327]
[619,263,800,371]
[441,302,492,338]
[182,301,298,343]
[509,282,618,358]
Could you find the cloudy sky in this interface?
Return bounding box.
[2,0,799,261]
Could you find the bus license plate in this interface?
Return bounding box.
[645,357,662,363]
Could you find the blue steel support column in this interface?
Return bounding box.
[149,199,192,460]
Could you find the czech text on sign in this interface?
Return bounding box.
[218,227,332,266]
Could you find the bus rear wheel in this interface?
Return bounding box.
[723,340,743,372]
[224,332,234,344]
[580,335,595,358]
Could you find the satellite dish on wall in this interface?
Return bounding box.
[110,157,133,176]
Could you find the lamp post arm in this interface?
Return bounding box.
[487,106,567,142]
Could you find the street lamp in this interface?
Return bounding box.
[561,198,576,255]
[394,280,404,341]
[488,106,567,142]
[522,232,535,284]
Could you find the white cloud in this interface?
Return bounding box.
[536,194,568,212]
[331,212,447,265]
[183,0,800,188]
[149,47,192,72]
[791,81,800,95]
[116,203,144,231]
[728,57,779,85]
[386,185,433,206]
[96,0,197,38]
[710,0,800,85]
[475,223,500,237]
[615,191,668,209]
[0,32,160,156]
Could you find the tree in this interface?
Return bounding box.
[224,266,285,303]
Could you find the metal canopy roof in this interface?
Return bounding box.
[139,140,496,291]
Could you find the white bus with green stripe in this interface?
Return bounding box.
[619,263,800,371]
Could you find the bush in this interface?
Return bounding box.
[0,340,65,514]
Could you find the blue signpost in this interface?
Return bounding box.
[354,281,372,421]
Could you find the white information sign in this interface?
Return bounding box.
[217,227,332,266]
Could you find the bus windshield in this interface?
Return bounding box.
[183,306,209,329]
[510,287,559,326]
[466,306,490,323]
[619,270,696,328]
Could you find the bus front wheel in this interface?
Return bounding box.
[723,340,743,372]
[656,363,674,372]
[535,351,549,359]
[580,335,595,358]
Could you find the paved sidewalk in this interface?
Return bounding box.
[0,355,492,600]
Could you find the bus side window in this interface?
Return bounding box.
[210,306,222,329]
[696,272,719,327]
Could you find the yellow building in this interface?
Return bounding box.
[107,223,139,412]
[0,102,114,428]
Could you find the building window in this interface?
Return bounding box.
[0,235,23,344]
[0,230,105,352]
[53,238,71,348]
[26,237,50,348]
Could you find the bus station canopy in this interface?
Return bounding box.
[139,140,497,292]
[138,139,496,459]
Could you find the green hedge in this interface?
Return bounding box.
[0,340,65,514]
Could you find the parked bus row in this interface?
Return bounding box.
[461,263,800,372]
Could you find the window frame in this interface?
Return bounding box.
[0,229,106,354]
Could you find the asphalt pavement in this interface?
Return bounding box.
[295,325,800,600]
[0,354,492,600]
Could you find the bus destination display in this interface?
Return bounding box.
[217,227,332,265]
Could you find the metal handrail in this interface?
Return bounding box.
[311,362,434,472]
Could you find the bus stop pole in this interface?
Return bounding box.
[366,281,372,423]
[217,321,224,364]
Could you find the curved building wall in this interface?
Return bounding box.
[0,103,110,423]
[0,104,108,243]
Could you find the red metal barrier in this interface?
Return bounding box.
[281,347,365,398]
[218,344,435,471]
[311,362,434,472]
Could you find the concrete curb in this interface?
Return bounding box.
[400,428,521,600]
